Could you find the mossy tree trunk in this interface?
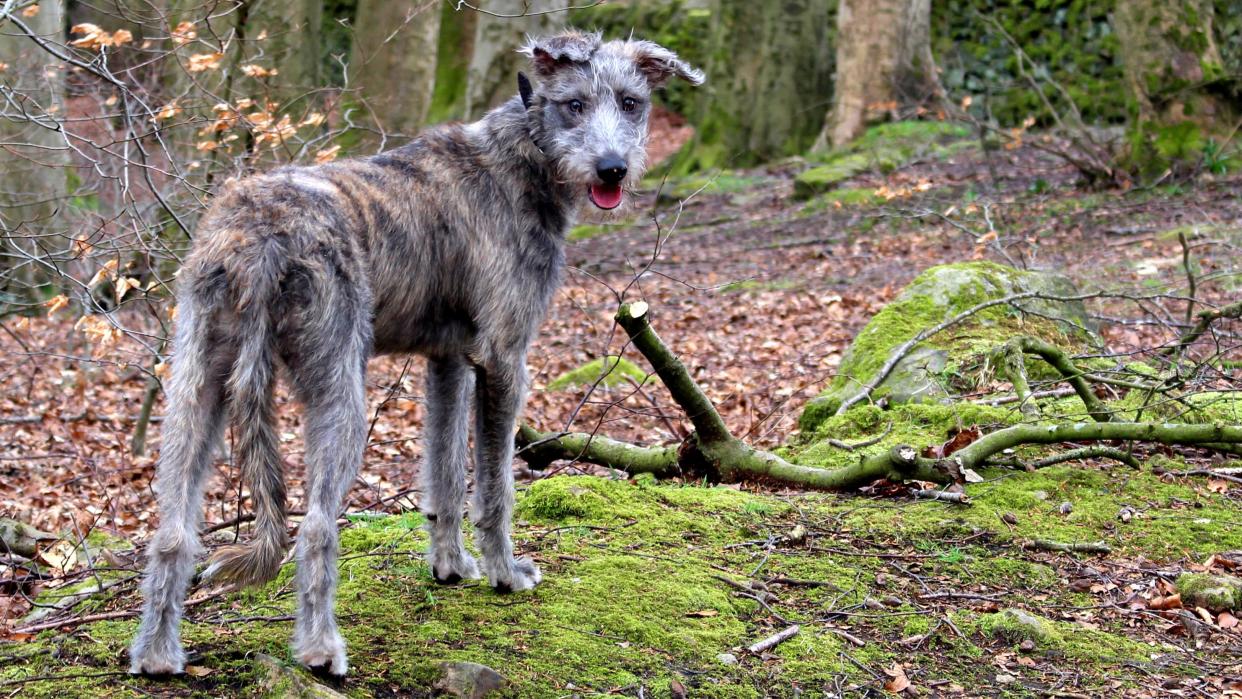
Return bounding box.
[428,2,478,123]
[676,0,834,171]
[464,1,554,120]
[1114,0,1238,175]
[815,0,938,150]
[350,0,441,143]
[0,0,68,311]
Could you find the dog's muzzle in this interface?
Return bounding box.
[589,155,627,210]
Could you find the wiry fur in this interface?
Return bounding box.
[129,31,702,677]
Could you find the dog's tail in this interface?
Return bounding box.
[203,239,290,588]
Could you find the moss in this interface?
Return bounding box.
[970,608,1152,666]
[567,222,629,241]
[802,187,883,212]
[792,155,872,199]
[3,472,1234,696]
[980,609,1060,645]
[1176,573,1242,612]
[795,122,973,199]
[719,278,802,294]
[787,402,1020,472]
[545,355,650,391]
[654,172,766,204]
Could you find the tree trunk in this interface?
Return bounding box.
[350,0,442,143]
[428,2,478,123]
[0,0,68,310]
[463,1,554,120]
[247,0,324,106]
[816,0,936,150]
[677,0,833,171]
[1114,0,1237,175]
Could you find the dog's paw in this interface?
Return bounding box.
[295,632,348,678]
[128,641,187,676]
[486,556,542,594]
[430,547,481,585]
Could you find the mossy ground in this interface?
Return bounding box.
[3,464,1234,697]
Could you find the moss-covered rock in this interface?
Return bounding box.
[1177,573,1242,612]
[799,261,1099,432]
[546,355,650,391]
[979,609,1060,645]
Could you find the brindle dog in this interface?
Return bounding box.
[129,30,704,677]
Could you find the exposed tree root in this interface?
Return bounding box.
[516,303,1242,491]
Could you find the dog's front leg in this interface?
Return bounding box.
[470,355,541,593]
[422,357,480,584]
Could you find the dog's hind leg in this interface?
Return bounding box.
[470,355,541,593]
[287,296,370,677]
[130,296,229,675]
[422,357,480,584]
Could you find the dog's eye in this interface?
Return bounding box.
[621,97,638,113]
[567,99,584,114]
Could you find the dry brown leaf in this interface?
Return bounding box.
[884,663,911,693]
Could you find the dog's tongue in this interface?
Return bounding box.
[589,183,624,210]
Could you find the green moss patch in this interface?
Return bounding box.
[546,355,650,391]
[795,121,973,199]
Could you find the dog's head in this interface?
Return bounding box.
[520,30,704,211]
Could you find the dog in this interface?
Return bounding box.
[128,30,704,677]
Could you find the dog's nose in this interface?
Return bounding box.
[595,156,628,185]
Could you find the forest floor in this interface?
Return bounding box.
[2,122,1241,697]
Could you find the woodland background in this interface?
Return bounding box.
[1,1,1242,697]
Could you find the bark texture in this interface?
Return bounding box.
[248,0,325,103]
[350,0,442,141]
[0,0,68,308]
[1114,0,1230,129]
[464,1,554,120]
[817,0,937,149]
[681,0,834,169]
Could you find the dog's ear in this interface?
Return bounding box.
[521,30,602,79]
[626,40,705,88]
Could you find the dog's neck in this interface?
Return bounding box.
[474,96,580,236]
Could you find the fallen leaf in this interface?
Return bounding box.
[185,665,213,677]
[884,663,911,693]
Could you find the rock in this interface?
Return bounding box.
[253,654,348,699]
[716,652,738,665]
[1176,573,1242,612]
[436,661,508,698]
[0,517,58,559]
[547,355,650,391]
[800,261,1100,431]
[980,608,1061,646]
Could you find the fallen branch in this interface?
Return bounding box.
[1154,468,1242,485]
[914,489,970,505]
[1160,299,1242,359]
[515,304,1242,491]
[747,624,800,654]
[1025,539,1112,555]
[993,336,1111,422]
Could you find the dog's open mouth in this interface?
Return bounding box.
[588,183,624,210]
